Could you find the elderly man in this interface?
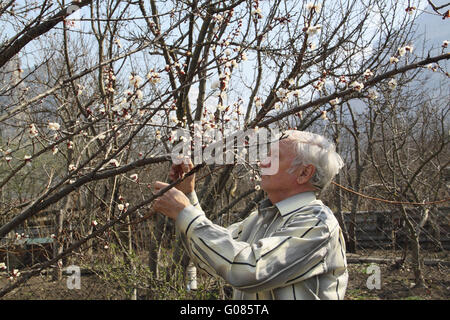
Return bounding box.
[153,130,348,300]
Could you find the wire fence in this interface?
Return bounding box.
[343,207,450,252]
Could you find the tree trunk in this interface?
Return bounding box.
[401,206,426,288]
[53,208,65,281]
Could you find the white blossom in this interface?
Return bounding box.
[308,42,317,50]
[213,13,223,22]
[109,159,120,167]
[367,88,379,100]
[313,79,325,91]
[220,91,227,100]
[211,80,220,89]
[397,47,406,57]
[252,7,263,19]
[276,87,291,101]
[388,78,397,90]
[146,70,161,84]
[306,3,322,13]
[306,25,322,36]
[350,81,364,92]
[48,122,60,131]
[112,104,122,113]
[363,69,374,79]
[405,6,416,15]
[390,56,399,64]
[29,124,38,138]
[254,97,262,107]
[330,97,341,105]
[129,74,142,87]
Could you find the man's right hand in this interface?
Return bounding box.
[169,159,195,195]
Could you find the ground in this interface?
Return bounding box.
[346,262,449,300]
[1,250,448,300]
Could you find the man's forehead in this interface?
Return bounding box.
[275,135,294,147]
[268,139,295,158]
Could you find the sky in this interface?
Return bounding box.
[415,0,450,46]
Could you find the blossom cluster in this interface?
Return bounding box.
[390,45,413,64]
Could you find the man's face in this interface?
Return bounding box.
[259,139,299,193]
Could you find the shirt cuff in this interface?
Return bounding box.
[186,191,199,207]
[176,204,204,236]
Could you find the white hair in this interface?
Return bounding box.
[284,130,344,191]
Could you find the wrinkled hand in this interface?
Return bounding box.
[152,181,191,220]
[169,158,195,194]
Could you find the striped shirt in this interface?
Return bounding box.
[176,191,348,300]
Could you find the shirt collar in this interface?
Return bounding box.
[274,192,317,217]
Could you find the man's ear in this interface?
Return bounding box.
[296,164,316,185]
